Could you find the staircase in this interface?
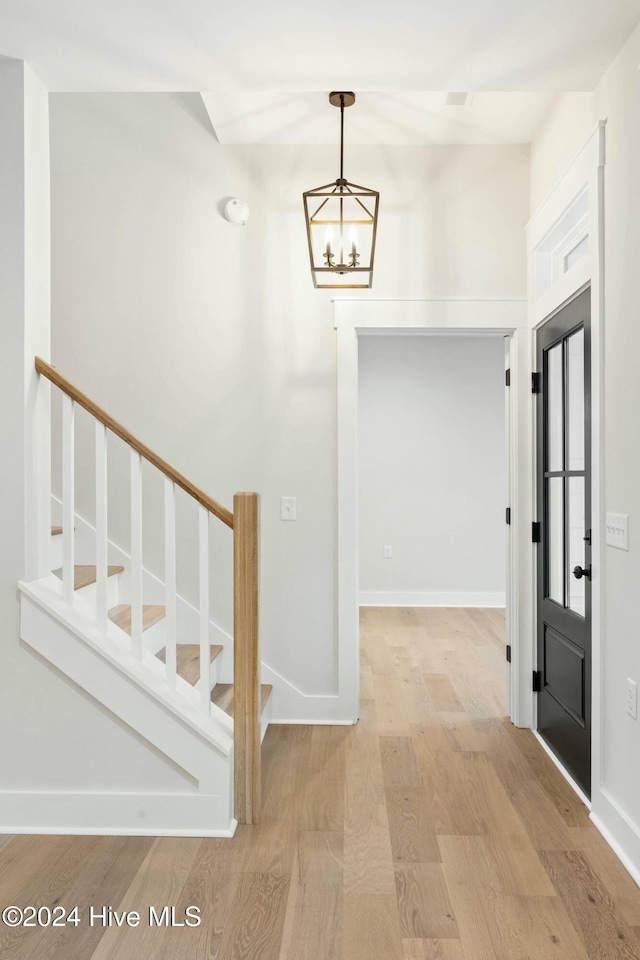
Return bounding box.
[18,358,272,836]
[51,548,273,740]
[50,555,273,735]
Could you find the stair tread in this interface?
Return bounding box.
[53,564,124,591]
[51,526,63,536]
[156,644,223,686]
[211,683,273,718]
[109,604,166,636]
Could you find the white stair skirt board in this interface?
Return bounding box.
[17,581,235,836]
[359,591,506,608]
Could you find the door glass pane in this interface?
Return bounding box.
[547,477,564,605]
[567,329,585,471]
[568,476,586,617]
[546,343,563,471]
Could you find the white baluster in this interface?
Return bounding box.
[164,477,177,688]
[130,450,143,659]
[62,394,75,605]
[199,505,210,714]
[95,422,108,629]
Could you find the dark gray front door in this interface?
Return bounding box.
[536,287,591,797]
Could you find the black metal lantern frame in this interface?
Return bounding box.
[303,92,379,289]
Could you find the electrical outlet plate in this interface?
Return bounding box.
[627,678,637,720]
[383,545,392,559]
[606,512,629,550]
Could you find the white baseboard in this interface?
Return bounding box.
[0,793,237,837]
[532,732,640,889]
[261,661,357,724]
[359,590,506,608]
[591,788,640,888]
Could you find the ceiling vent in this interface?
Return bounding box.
[445,92,473,107]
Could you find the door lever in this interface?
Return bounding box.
[573,565,591,580]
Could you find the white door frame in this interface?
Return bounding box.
[334,298,534,728]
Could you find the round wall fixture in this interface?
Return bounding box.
[223,198,250,226]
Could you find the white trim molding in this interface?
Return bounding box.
[333,298,532,728]
[591,792,640,889]
[0,793,238,838]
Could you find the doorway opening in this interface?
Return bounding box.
[357,332,510,717]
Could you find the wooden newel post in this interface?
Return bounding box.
[233,492,261,825]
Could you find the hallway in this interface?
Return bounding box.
[1,607,639,959]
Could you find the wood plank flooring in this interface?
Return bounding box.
[1,606,639,959]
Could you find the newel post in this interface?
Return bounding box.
[233,491,261,824]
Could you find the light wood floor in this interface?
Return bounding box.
[1,607,640,959]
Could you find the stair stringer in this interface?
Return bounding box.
[18,576,237,837]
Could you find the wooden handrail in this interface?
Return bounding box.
[35,357,234,529]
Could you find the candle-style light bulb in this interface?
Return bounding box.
[325,226,333,257]
[350,226,357,256]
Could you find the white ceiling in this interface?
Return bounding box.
[1,0,638,143]
[201,91,561,145]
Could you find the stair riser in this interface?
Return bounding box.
[73,576,120,610]
[209,656,219,692]
[49,537,63,571]
[140,617,188,656]
[260,695,272,743]
[175,653,219,693]
[137,615,167,650]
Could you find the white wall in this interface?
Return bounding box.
[358,335,506,605]
[532,20,640,877]
[49,92,529,708]
[592,20,640,872]
[0,64,193,819]
[530,93,594,212]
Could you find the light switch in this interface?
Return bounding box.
[281,496,296,521]
[606,512,629,550]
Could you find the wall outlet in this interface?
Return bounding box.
[383,545,392,559]
[627,678,637,720]
[280,496,296,521]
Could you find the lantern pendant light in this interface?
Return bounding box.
[303,92,379,289]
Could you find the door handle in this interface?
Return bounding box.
[573,565,591,580]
